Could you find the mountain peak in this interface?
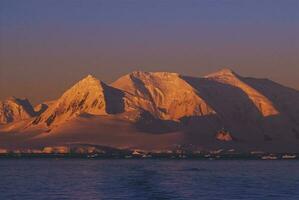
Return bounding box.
[128,71,179,80]
[56,75,104,100]
[205,68,279,117]
[67,74,104,92]
[34,74,124,126]
[205,68,238,78]
[6,96,18,101]
[80,74,100,84]
[6,96,30,104]
[218,68,236,74]
[85,74,96,79]
[112,70,215,120]
[129,70,149,78]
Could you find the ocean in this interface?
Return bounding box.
[0,159,298,200]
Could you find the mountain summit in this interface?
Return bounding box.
[112,71,215,120]
[206,69,279,117]
[1,69,299,152]
[32,75,125,126]
[205,68,237,77]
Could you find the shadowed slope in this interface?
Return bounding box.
[243,77,299,140]
[243,77,299,125]
[182,69,299,144]
[181,75,264,142]
[206,69,279,117]
[102,83,125,114]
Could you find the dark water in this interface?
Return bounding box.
[0,159,298,200]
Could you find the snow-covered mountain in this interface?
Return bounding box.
[31,75,127,127]
[0,97,36,124]
[205,68,278,117]
[1,69,299,152]
[112,71,215,120]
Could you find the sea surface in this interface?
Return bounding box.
[0,159,298,200]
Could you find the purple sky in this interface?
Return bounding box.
[0,0,298,104]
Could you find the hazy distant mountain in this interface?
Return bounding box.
[1,69,299,152]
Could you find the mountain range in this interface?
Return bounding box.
[1,69,299,152]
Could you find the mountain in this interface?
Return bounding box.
[205,68,278,117]
[31,75,126,127]
[0,97,36,124]
[181,69,298,147]
[1,69,299,152]
[112,71,215,120]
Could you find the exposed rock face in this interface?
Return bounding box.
[34,101,55,116]
[216,130,233,141]
[0,97,35,124]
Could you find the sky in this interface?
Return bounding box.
[0,0,298,105]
